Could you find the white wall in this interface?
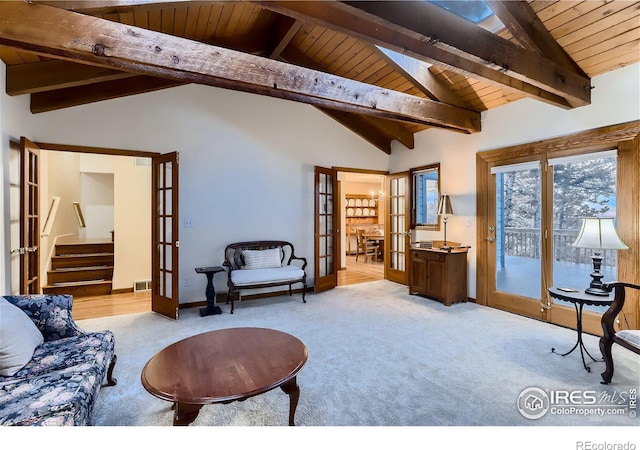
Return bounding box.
[112,156,151,290]
[0,80,388,301]
[2,60,638,302]
[389,62,640,299]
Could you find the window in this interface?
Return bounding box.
[411,163,440,229]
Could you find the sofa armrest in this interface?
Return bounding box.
[290,255,307,271]
[1,294,85,341]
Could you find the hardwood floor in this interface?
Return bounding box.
[338,254,384,286]
[71,290,151,320]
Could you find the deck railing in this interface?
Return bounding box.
[502,228,618,267]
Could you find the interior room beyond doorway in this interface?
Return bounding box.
[338,171,385,286]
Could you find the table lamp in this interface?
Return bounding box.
[438,193,454,250]
[571,217,628,296]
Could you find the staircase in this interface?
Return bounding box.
[43,239,114,297]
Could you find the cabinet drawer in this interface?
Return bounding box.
[422,251,445,262]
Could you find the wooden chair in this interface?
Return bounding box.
[356,229,378,262]
[599,281,640,384]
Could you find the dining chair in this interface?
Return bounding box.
[356,229,378,263]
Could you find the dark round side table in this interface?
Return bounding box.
[547,287,613,372]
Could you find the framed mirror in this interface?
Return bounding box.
[411,163,440,230]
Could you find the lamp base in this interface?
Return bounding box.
[584,287,610,297]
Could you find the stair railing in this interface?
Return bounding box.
[41,196,60,237]
[73,202,86,228]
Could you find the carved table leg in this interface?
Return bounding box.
[280,376,300,426]
[173,403,203,426]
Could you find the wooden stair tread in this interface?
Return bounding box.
[52,252,114,258]
[46,280,111,287]
[49,265,112,272]
[47,240,115,298]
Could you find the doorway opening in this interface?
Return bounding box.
[337,171,386,286]
[10,141,160,320]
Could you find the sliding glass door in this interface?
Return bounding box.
[482,150,622,334]
[548,151,619,332]
[487,160,544,319]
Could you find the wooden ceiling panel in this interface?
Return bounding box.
[549,1,633,38]
[580,41,640,76]
[302,29,335,58]
[571,28,640,64]
[308,31,348,62]
[532,1,584,23]
[1,0,638,152]
[132,6,149,29]
[562,15,640,54]
[543,1,608,32]
[315,34,360,68]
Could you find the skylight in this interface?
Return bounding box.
[431,1,494,24]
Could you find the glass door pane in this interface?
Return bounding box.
[495,166,542,299]
[314,166,337,293]
[386,173,409,284]
[551,153,618,310]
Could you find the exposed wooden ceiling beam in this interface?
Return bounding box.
[360,115,415,150]
[259,1,591,109]
[268,18,397,153]
[30,75,185,113]
[320,109,392,154]
[0,1,480,132]
[485,1,588,78]
[372,45,478,112]
[6,59,136,95]
[20,23,410,153]
[281,46,416,150]
[269,16,303,59]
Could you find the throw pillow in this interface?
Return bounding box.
[243,248,282,270]
[0,298,44,376]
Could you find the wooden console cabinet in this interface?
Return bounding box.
[409,247,469,306]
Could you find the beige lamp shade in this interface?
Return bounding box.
[572,217,628,250]
[437,194,454,216]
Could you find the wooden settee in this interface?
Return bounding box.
[223,241,307,314]
[599,281,640,384]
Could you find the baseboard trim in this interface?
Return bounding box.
[112,287,134,294]
[179,287,314,310]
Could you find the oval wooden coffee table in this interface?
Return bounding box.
[141,327,308,426]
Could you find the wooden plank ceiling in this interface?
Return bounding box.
[0,1,638,154]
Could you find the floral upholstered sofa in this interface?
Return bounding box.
[0,294,116,425]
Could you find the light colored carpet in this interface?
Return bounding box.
[78,280,638,429]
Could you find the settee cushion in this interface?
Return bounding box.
[231,265,305,286]
[242,248,282,270]
[0,298,44,376]
[617,330,640,350]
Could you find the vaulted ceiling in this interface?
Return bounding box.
[0,1,638,153]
